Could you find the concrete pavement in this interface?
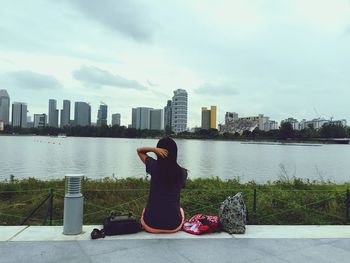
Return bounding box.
[1,225,350,263]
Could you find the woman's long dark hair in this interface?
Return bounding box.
[156,137,185,188]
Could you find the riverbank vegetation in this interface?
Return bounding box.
[1,122,349,142]
[1,177,349,226]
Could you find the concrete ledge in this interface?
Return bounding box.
[0,226,28,241]
[9,226,232,241]
[2,225,350,241]
[233,225,350,239]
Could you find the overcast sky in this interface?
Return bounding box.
[1,0,350,127]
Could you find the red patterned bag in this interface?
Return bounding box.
[183,214,221,235]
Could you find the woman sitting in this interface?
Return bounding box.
[137,137,187,233]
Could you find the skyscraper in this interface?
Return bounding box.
[201,106,217,130]
[164,100,172,132]
[60,100,71,127]
[0,89,10,125]
[112,113,121,126]
[131,107,152,129]
[150,109,163,130]
[34,114,47,128]
[48,99,58,127]
[74,102,91,126]
[12,102,27,128]
[97,103,108,126]
[171,89,188,133]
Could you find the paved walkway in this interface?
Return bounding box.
[1,225,350,262]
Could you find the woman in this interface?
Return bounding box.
[137,137,187,233]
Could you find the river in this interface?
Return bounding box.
[0,136,349,183]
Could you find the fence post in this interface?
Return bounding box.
[49,188,53,226]
[346,189,350,224]
[253,189,257,216]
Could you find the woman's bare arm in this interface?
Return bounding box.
[137,147,168,164]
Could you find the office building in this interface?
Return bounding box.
[112,113,121,126]
[60,100,71,127]
[34,114,47,128]
[150,109,163,130]
[131,107,152,130]
[97,103,108,126]
[74,102,91,126]
[201,106,217,130]
[48,99,58,127]
[12,102,27,128]
[171,89,188,133]
[0,89,10,125]
[225,112,239,126]
[220,113,277,134]
[0,121,4,131]
[164,100,172,131]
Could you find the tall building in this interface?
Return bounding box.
[164,100,172,131]
[0,89,10,125]
[201,107,210,130]
[34,114,47,128]
[97,103,108,126]
[74,102,91,126]
[171,89,188,133]
[150,109,163,130]
[12,102,27,128]
[131,107,153,129]
[60,100,71,128]
[48,99,58,127]
[201,106,217,130]
[111,113,121,126]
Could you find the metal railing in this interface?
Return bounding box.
[0,187,349,225]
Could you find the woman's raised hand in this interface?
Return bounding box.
[155,148,168,158]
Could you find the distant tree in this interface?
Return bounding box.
[208,128,219,138]
[319,123,346,138]
[242,130,252,137]
[279,122,294,140]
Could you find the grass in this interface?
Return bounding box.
[0,177,349,226]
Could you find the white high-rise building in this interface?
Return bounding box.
[34,114,47,128]
[48,99,58,127]
[0,89,10,125]
[60,100,71,127]
[171,89,188,133]
[164,100,172,131]
[150,109,164,130]
[74,102,91,126]
[12,102,27,128]
[97,103,108,127]
[131,107,153,130]
[112,113,121,126]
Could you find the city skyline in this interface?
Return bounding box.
[1,1,350,127]
[0,88,348,130]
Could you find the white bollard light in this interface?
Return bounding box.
[63,174,84,235]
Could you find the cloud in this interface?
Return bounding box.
[194,82,239,96]
[73,65,147,90]
[1,70,62,90]
[69,0,156,42]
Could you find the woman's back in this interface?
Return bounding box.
[143,156,187,230]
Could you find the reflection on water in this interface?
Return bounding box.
[0,136,349,183]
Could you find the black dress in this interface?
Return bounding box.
[143,157,187,230]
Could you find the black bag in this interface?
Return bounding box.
[103,212,141,236]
